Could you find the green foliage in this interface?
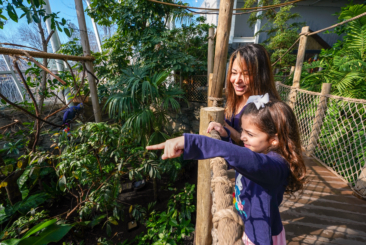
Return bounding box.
[244,0,303,71]
[127,183,195,245]
[3,140,24,155]
[87,0,213,79]
[0,193,51,225]
[0,218,73,245]
[105,66,186,146]
[1,210,48,240]
[0,0,71,36]
[298,4,366,99]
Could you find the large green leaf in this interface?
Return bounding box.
[22,219,57,238]
[18,223,73,245]
[0,202,20,225]
[18,193,51,215]
[0,238,21,245]
[17,168,31,200]
[89,214,106,228]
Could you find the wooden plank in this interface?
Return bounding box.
[0,47,95,62]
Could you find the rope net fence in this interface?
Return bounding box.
[276,82,366,197]
[168,74,208,102]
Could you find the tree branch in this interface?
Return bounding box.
[63,59,78,90]
[82,67,100,103]
[45,30,55,46]
[50,91,67,105]
[0,120,21,131]
[13,59,40,152]
[18,52,68,86]
[0,43,43,52]
[0,92,62,128]
[44,68,86,121]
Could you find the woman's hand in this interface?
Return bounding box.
[146,136,184,160]
[207,122,228,137]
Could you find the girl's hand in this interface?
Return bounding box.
[146,136,184,160]
[207,122,228,137]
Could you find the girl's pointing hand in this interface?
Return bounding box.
[146,136,185,160]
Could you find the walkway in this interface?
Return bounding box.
[282,155,366,244]
[227,155,366,244]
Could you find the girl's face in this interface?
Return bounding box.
[230,58,253,97]
[240,116,277,153]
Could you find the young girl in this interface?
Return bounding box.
[147,95,306,245]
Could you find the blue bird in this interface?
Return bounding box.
[62,103,84,125]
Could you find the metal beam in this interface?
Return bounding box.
[254,0,262,44]
[0,44,24,101]
[43,0,74,107]
[85,0,103,52]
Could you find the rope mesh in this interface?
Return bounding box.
[276,82,366,196]
[168,74,208,102]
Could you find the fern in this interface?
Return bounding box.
[301,4,366,99]
[106,66,186,146]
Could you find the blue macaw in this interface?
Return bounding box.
[62,103,84,125]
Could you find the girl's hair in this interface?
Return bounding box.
[241,101,306,194]
[225,44,281,120]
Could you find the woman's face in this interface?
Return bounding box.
[230,58,253,97]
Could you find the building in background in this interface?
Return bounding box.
[200,0,364,54]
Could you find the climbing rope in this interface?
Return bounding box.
[210,129,244,245]
[147,0,304,12]
[272,11,366,66]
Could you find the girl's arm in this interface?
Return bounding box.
[147,134,289,190]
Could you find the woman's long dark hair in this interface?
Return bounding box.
[225,44,281,119]
[242,101,306,194]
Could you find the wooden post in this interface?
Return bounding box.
[306,83,332,156]
[207,28,215,85]
[288,26,309,109]
[290,66,295,75]
[74,0,102,122]
[208,0,234,107]
[207,73,213,105]
[196,107,225,245]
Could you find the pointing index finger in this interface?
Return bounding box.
[146,142,166,150]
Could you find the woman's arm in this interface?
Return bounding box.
[223,122,242,144]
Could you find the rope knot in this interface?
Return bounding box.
[208,96,224,107]
[212,208,244,229]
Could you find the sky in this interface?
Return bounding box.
[1,0,205,46]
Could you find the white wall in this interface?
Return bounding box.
[202,0,364,47]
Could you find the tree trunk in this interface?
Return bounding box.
[5,171,24,205]
[0,155,5,167]
[153,178,158,201]
[37,19,48,115]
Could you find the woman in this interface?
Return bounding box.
[207,44,281,143]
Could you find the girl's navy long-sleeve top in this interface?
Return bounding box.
[183,133,289,245]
